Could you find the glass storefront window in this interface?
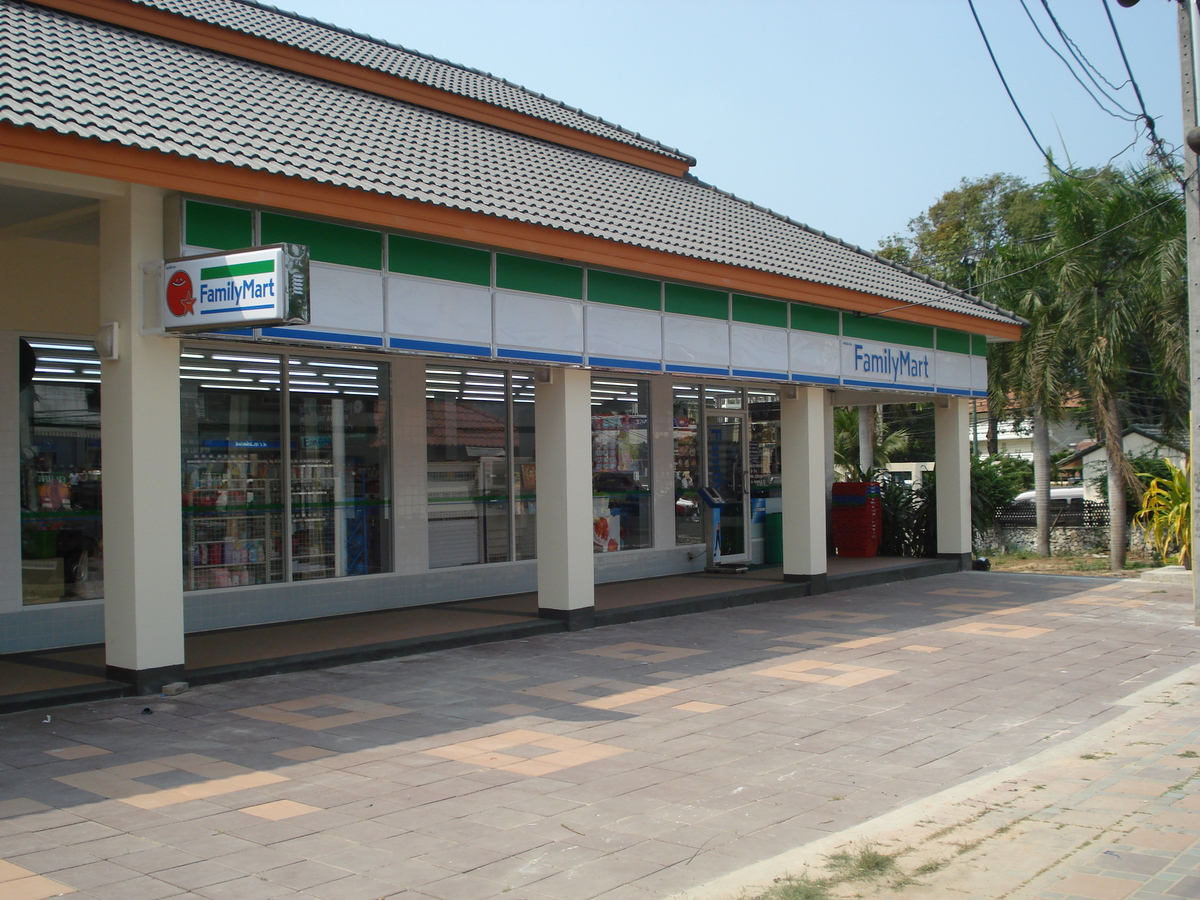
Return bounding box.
[289,358,391,580]
[181,350,284,589]
[750,390,782,562]
[19,339,103,604]
[181,348,390,589]
[591,378,651,552]
[672,384,702,546]
[426,366,536,567]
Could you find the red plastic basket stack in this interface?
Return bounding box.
[831,481,882,557]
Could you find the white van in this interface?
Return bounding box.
[1011,487,1084,505]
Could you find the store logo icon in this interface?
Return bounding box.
[166,271,197,317]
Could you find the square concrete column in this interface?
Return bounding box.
[534,367,594,629]
[100,184,185,693]
[935,397,972,568]
[780,386,828,593]
[649,375,676,552]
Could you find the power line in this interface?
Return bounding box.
[967,0,1063,174]
[1021,0,1139,122]
[1100,0,1180,179]
[1038,0,1141,115]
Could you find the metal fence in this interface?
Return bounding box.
[993,499,1111,529]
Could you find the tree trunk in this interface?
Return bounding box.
[858,406,875,477]
[1103,395,1127,572]
[1032,409,1051,557]
[1108,452,1127,572]
[987,413,999,456]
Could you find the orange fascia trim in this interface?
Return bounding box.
[33,0,692,178]
[0,124,1024,341]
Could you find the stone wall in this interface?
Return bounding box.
[977,525,1150,557]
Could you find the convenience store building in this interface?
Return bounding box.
[0,0,1023,693]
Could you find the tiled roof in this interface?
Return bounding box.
[0,1,1020,327]
[132,0,695,166]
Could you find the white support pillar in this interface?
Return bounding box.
[649,375,675,552]
[534,367,594,629]
[780,386,828,593]
[935,397,972,569]
[99,184,185,693]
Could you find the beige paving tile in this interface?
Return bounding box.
[423,728,627,775]
[45,745,110,761]
[0,860,33,883]
[54,755,287,809]
[0,873,76,900]
[239,800,319,821]
[902,645,943,652]
[673,702,725,713]
[579,685,679,710]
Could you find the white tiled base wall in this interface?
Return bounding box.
[0,545,706,653]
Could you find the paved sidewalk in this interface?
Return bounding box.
[0,572,1195,900]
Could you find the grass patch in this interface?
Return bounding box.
[913,858,948,876]
[750,874,832,900]
[1178,750,1199,759]
[826,844,898,881]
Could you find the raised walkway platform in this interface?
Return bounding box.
[0,557,952,714]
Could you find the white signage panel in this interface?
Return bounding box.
[162,244,309,332]
[841,338,935,391]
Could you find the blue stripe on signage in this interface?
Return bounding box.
[389,337,490,356]
[732,368,788,381]
[936,387,971,396]
[498,348,584,363]
[587,356,662,371]
[200,304,275,315]
[791,373,840,385]
[843,378,935,392]
[665,363,729,375]
[260,327,384,346]
[972,389,988,398]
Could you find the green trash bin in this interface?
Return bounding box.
[765,512,783,565]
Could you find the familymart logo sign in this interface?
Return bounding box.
[841,338,935,391]
[162,244,310,333]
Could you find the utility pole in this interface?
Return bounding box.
[1127,0,1200,621]
[1177,1,1200,625]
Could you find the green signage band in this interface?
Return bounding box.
[200,259,277,280]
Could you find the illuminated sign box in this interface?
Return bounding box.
[162,244,309,333]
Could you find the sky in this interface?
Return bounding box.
[266,0,1184,254]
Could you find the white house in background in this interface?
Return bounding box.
[1059,428,1187,502]
[970,412,1091,461]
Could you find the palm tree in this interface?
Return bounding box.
[833,407,912,481]
[986,164,1185,570]
[1045,166,1185,570]
[984,231,1071,558]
